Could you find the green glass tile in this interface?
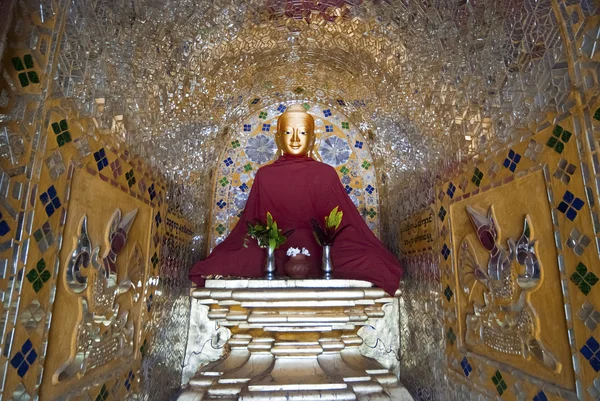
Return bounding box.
[259,111,267,119]
[571,272,583,285]
[580,281,591,295]
[18,72,29,87]
[51,122,61,134]
[32,279,43,293]
[546,137,558,148]
[553,125,563,137]
[59,119,68,131]
[11,57,24,71]
[244,163,252,172]
[342,122,349,129]
[497,386,503,396]
[129,177,136,187]
[501,381,507,390]
[63,131,71,143]
[492,375,498,385]
[27,71,39,84]
[303,103,310,110]
[562,130,572,142]
[586,272,598,286]
[33,229,43,242]
[576,262,588,276]
[56,134,65,147]
[37,259,46,272]
[554,141,564,154]
[23,54,34,69]
[594,108,600,121]
[26,269,39,283]
[40,270,51,282]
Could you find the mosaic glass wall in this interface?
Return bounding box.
[209,101,379,250]
[0,0,599,401]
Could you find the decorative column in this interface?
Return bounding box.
[179,279,413,401]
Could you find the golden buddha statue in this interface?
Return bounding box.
[190,104,403,296]
[275,104,316,157]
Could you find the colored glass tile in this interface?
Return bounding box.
[447,328,456,345]
[26,259,51,293]
[251,98,260,105]
[216,224,226,235]
[155,212,162,227]
[342,122,350,129]
[94,148,109,171]
[460,357,472,377]
[441,244,450,260]
[151,253,158,269]
[125,169,136,187]
[365,185,374,194]
[325,125,334,132]
[10,339,37,378]
[52,119,71,147]
[277,104,286,113]
[580,336,600,372]
[491,371,507,395]
[438,206,447,222]
[259,111,267,119]
[345,184,353,194]
[95,384,109,401]
[323,109,332,117]
[340,166,349,175]
[367,208,377,218]
[223,157,233,166]
[533,391,548,401]
[231,139,240,148]
[11,55,38,87]
[219,177,229,187]
[140,339,148,357]
[148,183,156,200]
[444,285,453,301]
[503,149,521,172]
[354,140,363,148]
[239,183,248,192]
[303,103,310,110]
[337,99,346,106]
[594,107,600,121]
[39,185,61,217]
[557,190,584,221]
[262,123,271,131]
[217,199,226,209]
[446,182,456,198]
[294,87,304,94]
[243,124,251,131]
[571,262,598,295]
[546,125,572,154]
[361,161,371,169]
[471,167,484,186]
[243,163,252,172]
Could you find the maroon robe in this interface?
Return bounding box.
[189,155,404,295]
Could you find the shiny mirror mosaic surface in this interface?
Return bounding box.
[0,0,599,400]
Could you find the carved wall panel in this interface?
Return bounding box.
[437,115,600,400]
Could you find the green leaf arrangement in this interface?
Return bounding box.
[311,206,350,246]
[245,212,294,251]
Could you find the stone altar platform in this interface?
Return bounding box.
[178,279,413,401]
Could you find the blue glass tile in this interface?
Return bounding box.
[22,339,32,353]
[17,362,29,377]
[566,208,577,221]
[587,336,599,352]
[97,161,104,171]
[557,201,569,213]
[0,221,9,236]
[345,185,353,194]
[10,352,24,368]
[323,109,332,117]
[564,191,575,203]
[503,158,510,169]
[509,162,517,172]
[277,104,286,113]
[513,153,521,163]
[509,149,515,159]
[102,158,108,167]
[591,355,600,372]
[99,148,105,158]
[45,204,54,217]
[94,151,101,161]
[52,197,61,208]
[533,391,548,401]
[581,344,594,359]
[26,349,37,364]
[573,198,584,210]
[48,185,56,198]
[262,124,270,131]
[39,192,49,204]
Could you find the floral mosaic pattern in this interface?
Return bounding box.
[319,136,352,166]
[244,134,277,164]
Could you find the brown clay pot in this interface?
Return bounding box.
[284,255,311,279]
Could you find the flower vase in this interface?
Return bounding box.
[322,245,333,279]
[265,247,276,280]
[284,254,310,279]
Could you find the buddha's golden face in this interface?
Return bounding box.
[276,109,315,156]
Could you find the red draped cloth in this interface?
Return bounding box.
[189,155,404,295]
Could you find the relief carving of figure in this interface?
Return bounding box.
[55,208,142,382]
[458,205,561,373]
